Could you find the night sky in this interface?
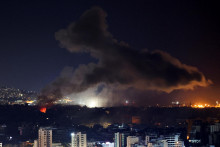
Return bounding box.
[0,0,220,105]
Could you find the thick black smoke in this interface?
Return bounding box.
[38,7,211,106]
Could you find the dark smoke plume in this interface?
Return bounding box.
[38,7,211,106]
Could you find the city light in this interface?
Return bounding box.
[25,100,34,104]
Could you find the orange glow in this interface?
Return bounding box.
[132,116,141,124]
[192,104,205,108]
[191,103,214,108]
[40,107,47,113]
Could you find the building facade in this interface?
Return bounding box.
[38,127,52,147]
[165,135,184,147]
[71,132,87,147]
[114,132,127,147]
[127,136,139,147]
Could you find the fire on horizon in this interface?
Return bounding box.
[191,101,220,108]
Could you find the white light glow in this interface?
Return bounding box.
[87,99,99,108]
[66,85,110,107]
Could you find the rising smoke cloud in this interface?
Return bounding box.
[38,7,212,106]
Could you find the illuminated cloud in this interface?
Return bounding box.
[38,7,212,106]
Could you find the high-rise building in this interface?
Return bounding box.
[34,140,38,147]
[114,132,127,147]
[165,135,184,147]
[38,127,52,147]
[145,136,150,145]
[147,140,168,147]
[210,123,220,133]
[127,136,139,147]
[71,132,87,147]
[146,134,184,147]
